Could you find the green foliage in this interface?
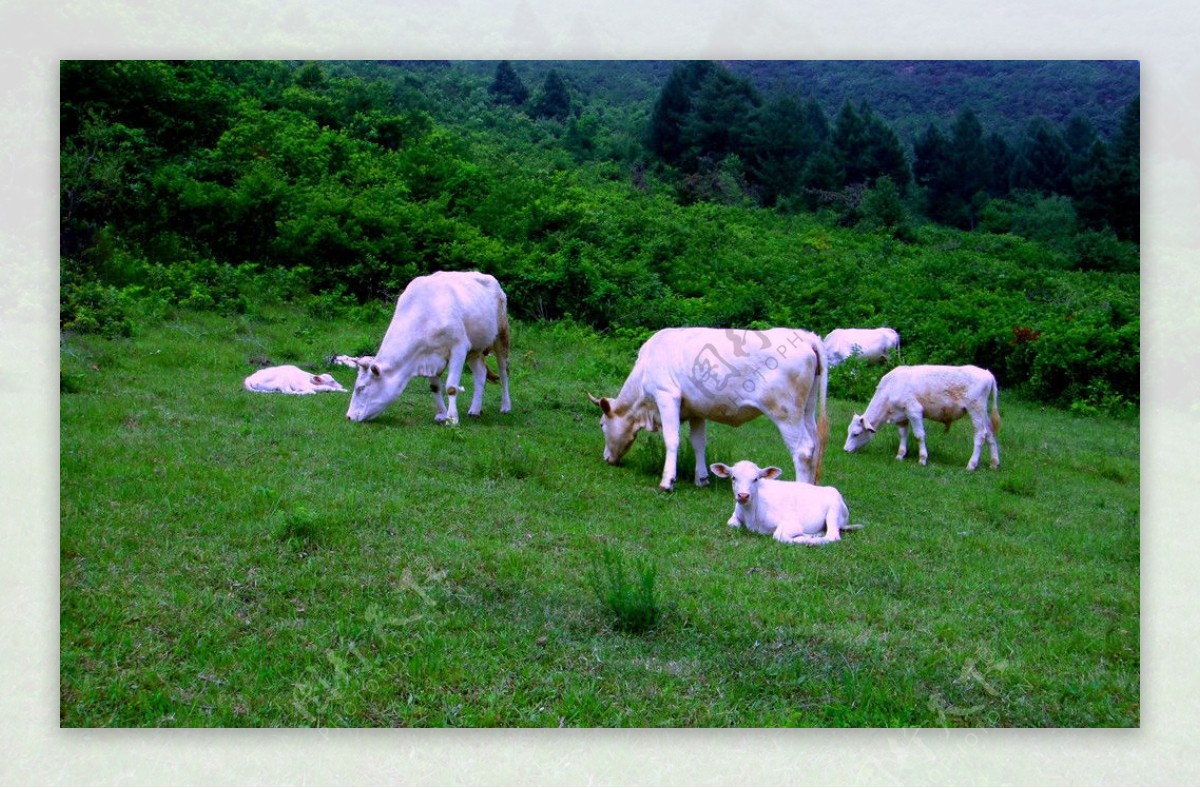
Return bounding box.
[586,545,664,635]
[58,60,1139,411]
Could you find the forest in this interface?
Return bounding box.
[59,59,1140,412]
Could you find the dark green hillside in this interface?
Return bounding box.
[725,60,1140,145]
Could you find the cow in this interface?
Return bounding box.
[843,364,1001,470]
[710,460,864,545]
[339,271,511,424]
[244,365,347,395]
[588,327,829,491]
[823,327,900,367]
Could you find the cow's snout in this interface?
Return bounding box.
[736,493,750,504]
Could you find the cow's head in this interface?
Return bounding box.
[710,460,782,504]
[587,393,646,466]
[343,355,401,422]
[843,414,877,453]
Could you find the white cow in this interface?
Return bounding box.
[244,365,347,395]
[588,327,829,491]
[340,271,511,424]
[823,327,900,367]
[844,364,1001,470]
[710,460,864,545]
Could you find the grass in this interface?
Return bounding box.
[59,307,1139,727]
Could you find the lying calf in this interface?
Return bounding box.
[710,460,863,546]
[244,365,347,395]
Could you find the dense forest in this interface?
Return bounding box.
[59,60,1139,412]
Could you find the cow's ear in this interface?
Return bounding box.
[587,392,612,416]
[311,375,322,384]
[370,364,382,378]
[710,463,731,478]
[761,466,784,480]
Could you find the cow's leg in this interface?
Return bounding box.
[466,353,488,417]
[895,420,909,461]
[967,409,1000,470]
[911,415,930,465]
[689,417,710,487]
[654,395,682,491]
[440,344,470,425]
[774,420,817,483]
[429,376,448,421]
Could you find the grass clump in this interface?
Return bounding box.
[587,545,664,635]
[269,505,328,552]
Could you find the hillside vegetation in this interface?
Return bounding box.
[60,60,1139,414]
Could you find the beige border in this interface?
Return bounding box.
[10,0,1193,783]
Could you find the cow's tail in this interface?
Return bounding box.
[989,374,1001,435]
[485,288,512,383]
[813,334,830,484]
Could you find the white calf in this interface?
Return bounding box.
[710,460,864,546]
[244,365,347,395]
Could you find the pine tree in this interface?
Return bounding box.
[532,69,571,121]
[1010,117,1072,196]
[488,60,528,107]
[1109,96,1139,242]
[647,61,716,167]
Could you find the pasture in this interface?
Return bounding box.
[59,308,1139,727]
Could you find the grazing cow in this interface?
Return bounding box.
[244,365,347,395]
[844,364,1001,470]
[710,460,864,545]
[588,327,829,491]
[823,327,900,367]
[340,271,511,424]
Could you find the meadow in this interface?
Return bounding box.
[59,307,1139,727]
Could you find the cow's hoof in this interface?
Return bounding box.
[695,475,711,488]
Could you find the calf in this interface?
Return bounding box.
[843,364,1001,470]
[244,365,347,395]
[710,460,863,546]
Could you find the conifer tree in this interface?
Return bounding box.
[488,60,528,107]
[532,69,572,121]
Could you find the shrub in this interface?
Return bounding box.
[587,545,663,635]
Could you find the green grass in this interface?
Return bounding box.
[59,308,1139,727]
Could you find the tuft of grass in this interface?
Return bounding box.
[269,505,328,551]
[587,545,664,635]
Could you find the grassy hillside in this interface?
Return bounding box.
[60,308,1139,727]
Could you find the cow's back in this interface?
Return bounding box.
[384,271,507,353]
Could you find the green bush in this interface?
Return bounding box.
[587,545,664,635]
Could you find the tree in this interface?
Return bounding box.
[1108,96,1140,242]
[532,69,571,121]
[488,60,528,107]
[647,61,716,166]
[746,94,827,206]
[1010,117,1072,196]
[830,101,910,191]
